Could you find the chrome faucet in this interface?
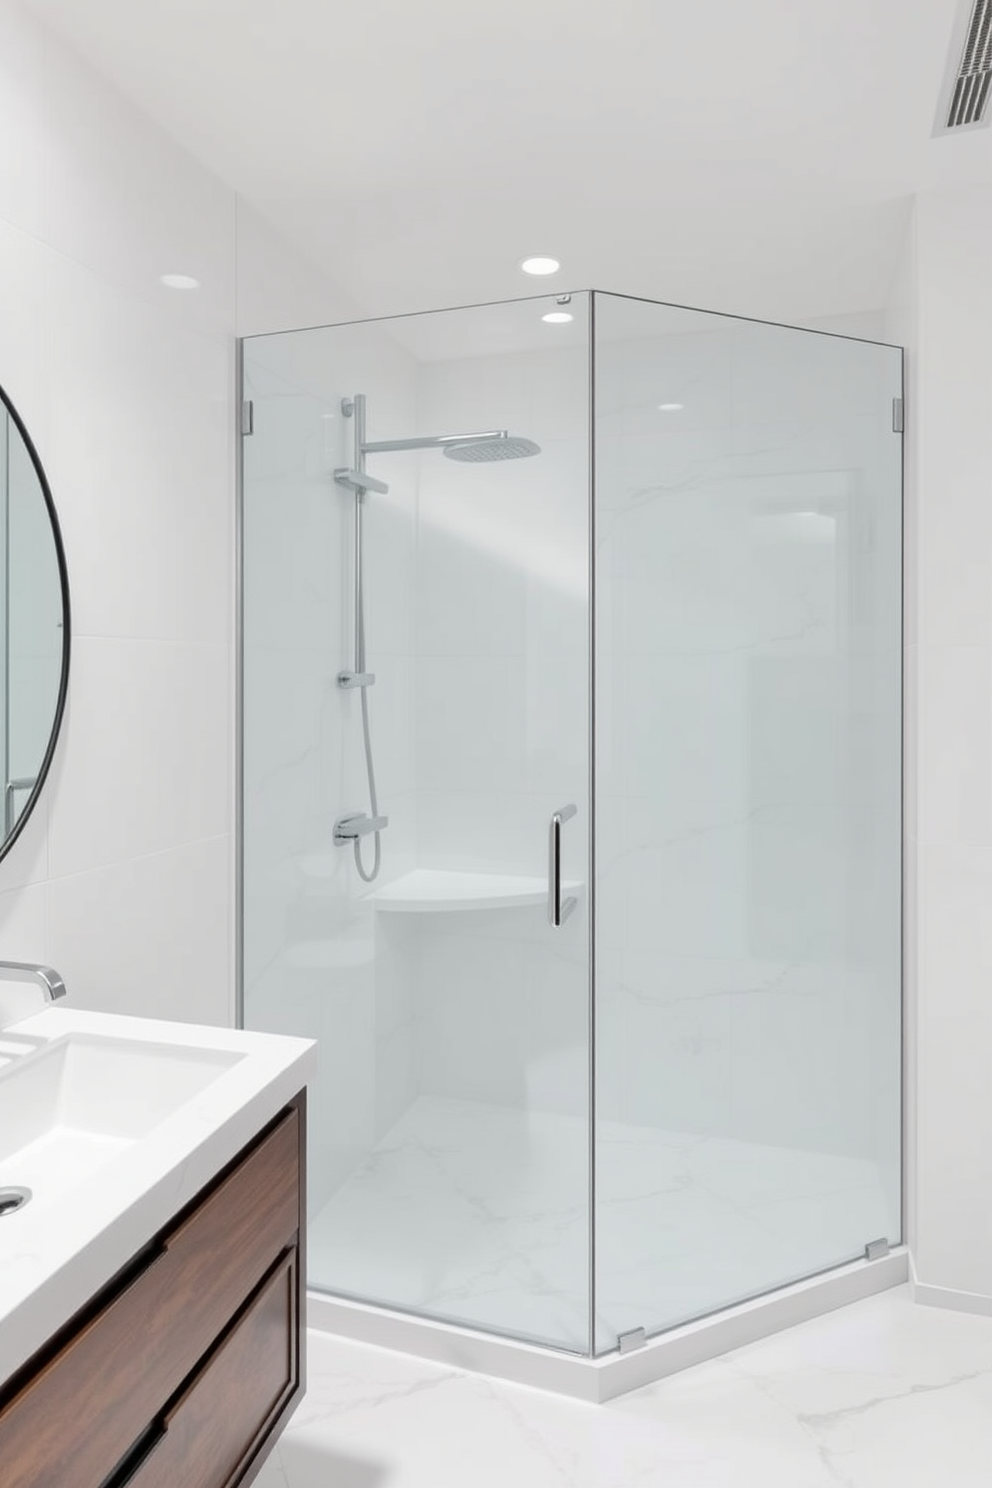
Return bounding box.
[0,961,67,1001]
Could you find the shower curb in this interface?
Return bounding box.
[308,1247,909,1403]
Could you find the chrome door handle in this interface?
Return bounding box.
[548,804,578,927]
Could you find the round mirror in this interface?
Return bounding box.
[0,383,69,861]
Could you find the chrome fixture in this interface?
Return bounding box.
[333,393,542,884]
[357,430,540,463]
[548,804,578,927]
[4,777,35,837]
[0,1186,31,1217]
[0,961,67,1001]
[334,393,385,884]
[333,812,389,843]
[617,1326,647,1354]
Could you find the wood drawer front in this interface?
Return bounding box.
[0,1108,300,1488]
[122,1249,298,1488]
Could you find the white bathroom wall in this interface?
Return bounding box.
[909,183,992,1309]
[0,0,358,1028]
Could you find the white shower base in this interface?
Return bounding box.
[308,1095,898,1363]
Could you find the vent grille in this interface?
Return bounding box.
[947,0,992,127]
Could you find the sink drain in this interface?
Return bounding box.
[0,1186,31,1216]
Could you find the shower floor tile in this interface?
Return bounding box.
[307,1095,893,1352]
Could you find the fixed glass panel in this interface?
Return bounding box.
[593,293,902,1348]
[242,295,592,1352]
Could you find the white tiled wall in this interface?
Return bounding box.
[0,0,357,1027]
[907,184,992,1307]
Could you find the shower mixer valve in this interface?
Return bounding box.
[334,812,389,844]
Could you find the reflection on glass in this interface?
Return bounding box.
[242,296,593,1352]
[240,290,902,1362]
[0,404,65,844]
[594,296,902,1348]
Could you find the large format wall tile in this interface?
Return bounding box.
[46,834,231,1024]
[47,636,230,878]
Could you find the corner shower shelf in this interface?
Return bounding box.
[367,868,583,914]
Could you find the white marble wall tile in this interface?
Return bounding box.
[915,187,992,649]
[0,5,46,242]
[0,2,383,1042]
[0,220,49,439]
[45,834,231,1024]
[916,644,992,846]
[47,637,230,878]
[45,257,233,646]
[915,838,992,1296]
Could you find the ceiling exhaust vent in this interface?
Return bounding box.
[936,0,992,132]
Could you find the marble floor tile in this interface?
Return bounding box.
[308,1095,893,1351]
[253,1287,992,1488]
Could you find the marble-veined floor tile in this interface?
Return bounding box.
[264,1289,992,1488]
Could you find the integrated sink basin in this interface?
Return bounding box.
[0,1005,315,1389]
[0,1033,243,1206]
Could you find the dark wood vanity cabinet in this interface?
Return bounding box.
[0,1091,306,1488]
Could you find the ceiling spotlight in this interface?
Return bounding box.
[521,256,560,276]
[657,402,684,411]
[542,311,573,324]
[160,273,201,290]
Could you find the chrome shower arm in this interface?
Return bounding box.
[361,430,508,454]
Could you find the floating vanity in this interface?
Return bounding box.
[0,1007,315,1488]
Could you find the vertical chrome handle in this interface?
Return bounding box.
[548,803,578,927]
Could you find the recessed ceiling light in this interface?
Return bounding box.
[542,311,573,324]
[658,402,684,411]
[160,273,201,290]
[521,256,560,276]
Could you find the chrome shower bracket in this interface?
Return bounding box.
[338,671,375,689]
[334,812,389,844]
[334,468,389,497]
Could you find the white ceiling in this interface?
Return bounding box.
[26,0,991,323]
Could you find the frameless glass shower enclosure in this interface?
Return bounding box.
[240,290,902,1358]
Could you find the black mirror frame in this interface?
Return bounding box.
[0,380,71,867]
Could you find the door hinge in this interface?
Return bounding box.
[617,1326,647,1354]
[241,399,254,436]
[892,397,904,434]
[865,1237,890,1261]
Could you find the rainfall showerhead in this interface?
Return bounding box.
[443,434,541,463]
[358,420,542,464]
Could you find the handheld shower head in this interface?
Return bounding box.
[443,435,541,463]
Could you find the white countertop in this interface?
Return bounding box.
[0,1007,316,1386]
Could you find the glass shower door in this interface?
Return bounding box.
[593,293,903,1347]
[242,294,594,1353]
